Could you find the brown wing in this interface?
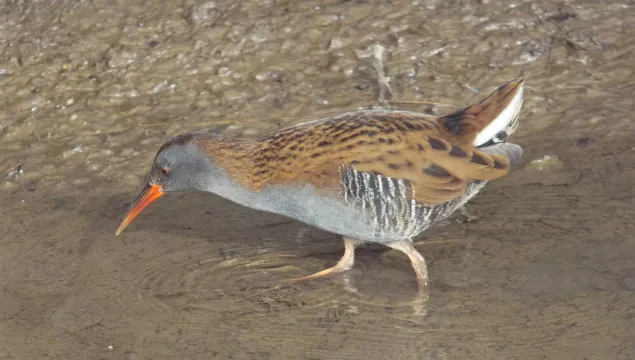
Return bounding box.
[197,75,524,207]
[338,130,514,206]
[246,112,515,206]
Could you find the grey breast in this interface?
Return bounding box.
[235,169,487,244]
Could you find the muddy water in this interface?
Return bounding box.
[1,0,635,359]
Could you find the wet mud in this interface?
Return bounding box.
[1,0,635,359]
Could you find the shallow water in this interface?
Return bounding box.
[1,0,635,359]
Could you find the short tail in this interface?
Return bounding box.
[437,77,525,146]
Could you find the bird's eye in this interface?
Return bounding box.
[160,167,169,176]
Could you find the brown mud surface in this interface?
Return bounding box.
[1,0,635,359]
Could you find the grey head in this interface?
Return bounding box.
[147,134,220,193]
[115,134,220,236]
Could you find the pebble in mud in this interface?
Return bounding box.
[528,155,565,172]
[253,67,283,82]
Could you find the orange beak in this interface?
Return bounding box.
[116,184,164,236]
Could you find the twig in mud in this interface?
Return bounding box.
[460,83,480,94]
[370,44,394,107]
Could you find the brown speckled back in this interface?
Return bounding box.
[196,78,523,207]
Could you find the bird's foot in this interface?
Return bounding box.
[239,237,360,302]
[238,264,352,302]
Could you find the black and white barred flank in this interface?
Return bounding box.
[340,165,487,240]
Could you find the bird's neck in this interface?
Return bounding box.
[194,136,261,190]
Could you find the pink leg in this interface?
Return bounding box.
[387,240,429,293]
[282,237,360,283]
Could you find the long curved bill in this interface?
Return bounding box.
[116,184,164,236]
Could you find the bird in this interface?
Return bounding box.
[116,77,525,294]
